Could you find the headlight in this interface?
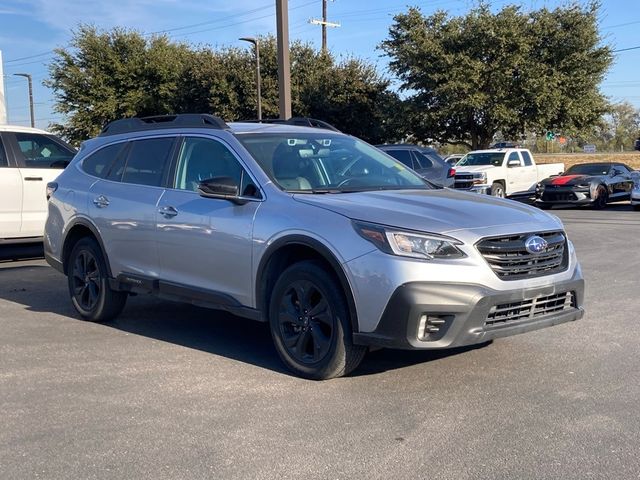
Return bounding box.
[472,172,487,185]
[353,221,466,260]
[575,183,591,189]
[634,182,640,191]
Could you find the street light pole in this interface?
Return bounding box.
[239,37,262,120]
[13,73,34,128]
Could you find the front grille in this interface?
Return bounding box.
[542,191,578,202]
[476,231,568,280]
[484,291,576,329]
[454,174,475,190]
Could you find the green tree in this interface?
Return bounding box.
[46,28,404,144]
[380,2,612,149]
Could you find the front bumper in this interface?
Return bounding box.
[536,188,593,205]
[353,269,584,349]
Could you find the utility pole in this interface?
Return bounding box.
[13,73,34,128]
[275,0,291,119]
[239,37,262,120]
[310,0,340,52]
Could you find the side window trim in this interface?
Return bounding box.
[8,132,75,168]
[167,134,264,201]
[0,134,8,167]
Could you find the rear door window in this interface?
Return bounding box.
[521,150,533,166]
[385,149,413,168]
[13,132,75,169]
[119,137,175,187]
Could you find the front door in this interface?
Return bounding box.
[156,136,262,307]
[8,132,74,237]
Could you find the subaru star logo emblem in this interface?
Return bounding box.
[525,235,548,254]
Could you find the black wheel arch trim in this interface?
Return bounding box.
[62,217,113,277]
[255,235,360,333]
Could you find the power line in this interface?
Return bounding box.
[612,45,640,53]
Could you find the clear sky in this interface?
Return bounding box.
[1,0,638,129]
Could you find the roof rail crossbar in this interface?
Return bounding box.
[242,117,340,132]
[99,114,229,136]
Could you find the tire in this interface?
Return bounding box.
[490,182,505,198]
[268,260,366,380]
[537,202,552,210]
[593,185,608,209]
[67,237,127,322]
[633,204,640,211]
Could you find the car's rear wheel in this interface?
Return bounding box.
[490,182,505,198]
[593,185,608,209]
[67,237,127,322]
[269,260,366,380]
[633,204,640,211]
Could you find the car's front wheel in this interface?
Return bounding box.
[490,182,505,198]
[67,237,127,322]
[593,185,608,209]
[269,260,366,380]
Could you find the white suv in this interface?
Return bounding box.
[0,125,75,244]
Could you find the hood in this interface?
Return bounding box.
[293,189,561,238]
[454,165,497,174]
[541,174,593,186]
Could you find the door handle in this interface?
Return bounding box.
[158,206,178,218]
[24,177,43,181]
[92,195,110,208]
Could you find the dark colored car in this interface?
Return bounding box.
[376,144,455,187]
[535,162,636,209]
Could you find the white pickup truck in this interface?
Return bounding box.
[453,148,564,198]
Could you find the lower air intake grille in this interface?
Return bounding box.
[485,291,576,329]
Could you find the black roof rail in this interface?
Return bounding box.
[242,117,340,132]
[99,114,229,136]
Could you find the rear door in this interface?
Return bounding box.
[0,134,22,239]
[7,132,75,237]
[609,165,634,199]
[88,136,176,278]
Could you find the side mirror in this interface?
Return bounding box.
[507,159,521,167]
[198,176,246,204]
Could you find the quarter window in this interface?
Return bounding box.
[119,137,174,187]
[81,143,126,178]
[14,133,75,169]
[413,151,434,169]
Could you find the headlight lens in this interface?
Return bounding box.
[575,183,591,189]
[633,182,640,191]
[353,221,465,260]
[472,172,487,185]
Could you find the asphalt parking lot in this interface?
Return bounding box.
[1,205,639,480]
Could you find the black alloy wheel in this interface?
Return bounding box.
[269,260,366,380]
[277,279,333,365]
[67,237,127,322]
[593,185,608,209]
[71,249,101,311]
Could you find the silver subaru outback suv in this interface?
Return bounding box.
[44,114,585,379]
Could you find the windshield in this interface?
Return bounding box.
[565,164,611,176]
[236,133,430,193]
[457,152,505,167]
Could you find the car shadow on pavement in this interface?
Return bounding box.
[0,261,492,378]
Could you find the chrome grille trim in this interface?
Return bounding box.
[484,291,576,329]
[476,231,568,280]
